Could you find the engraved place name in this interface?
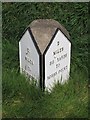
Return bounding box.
[47,65,68,80]
[49,53,67,68]
[57,53,67,62]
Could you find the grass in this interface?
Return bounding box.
[2,65,88,118]
[2,2,89,118]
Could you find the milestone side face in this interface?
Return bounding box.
[19,30,40,82]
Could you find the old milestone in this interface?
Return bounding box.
[19,19,71,91]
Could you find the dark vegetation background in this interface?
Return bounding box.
[2,2,88,118]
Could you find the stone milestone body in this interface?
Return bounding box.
[19,19,71,91]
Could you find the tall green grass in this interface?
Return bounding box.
[2,64,88,118]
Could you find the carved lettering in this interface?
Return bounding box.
[49,60,54,66]
[53,47,64,56]
[57,53,67,62]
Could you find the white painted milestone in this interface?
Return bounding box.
[19,19,71,91]
[45,29,71,90]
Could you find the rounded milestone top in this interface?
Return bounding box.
[29,19,70,53]
[30,19,63,28]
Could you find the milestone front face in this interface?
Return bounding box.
[44,29,71,90]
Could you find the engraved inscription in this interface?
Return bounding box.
[24,47,34,74]
[47,65,68,80]
[53,47,64,55]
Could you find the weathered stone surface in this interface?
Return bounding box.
[29,19,70,54]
